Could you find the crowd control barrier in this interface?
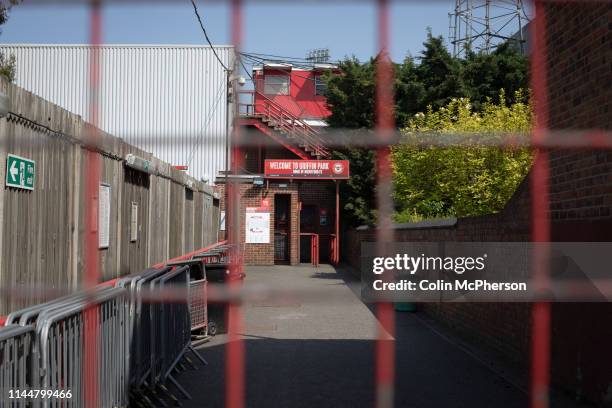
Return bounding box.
[1,287,126,408]
[116,267,172,392]
[0,325,35,406]
[189,244,245,335]
[168,259,209,334]
[116,264,206,404]
[36,288,127,408]
[0,262,210,407]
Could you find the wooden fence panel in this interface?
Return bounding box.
[184,189,195,254]
[168,181,185,259]
[147,175,171,266]
[0,80,220,314]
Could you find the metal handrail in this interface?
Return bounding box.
[239,89,330,158]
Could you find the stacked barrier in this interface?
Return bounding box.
[115,264,206,404]
[189,244,244,335]
[1,287,126,408]
[0,325,35,407]
[0,260,211,408]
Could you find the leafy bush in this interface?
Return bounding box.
[392,91,532,219]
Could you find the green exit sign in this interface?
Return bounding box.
[6,154,35,190]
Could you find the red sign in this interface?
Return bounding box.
[264,160,350,179]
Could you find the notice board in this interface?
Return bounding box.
[245,207,270,244]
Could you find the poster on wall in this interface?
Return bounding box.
[245,207,270,244]
[130,202,138,242]
[220,211,226,231]
[98,183,111,249]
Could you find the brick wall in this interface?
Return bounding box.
[546,2,612,222]
[218,182,300,265]
[345,2,612,404]
[343,181,533,368]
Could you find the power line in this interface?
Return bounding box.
[239,53,327,84]
[240,52,335,71]
[189,0,230,72]
[241,51,320,63]
[186,80,226,168]
[239,57,253,80]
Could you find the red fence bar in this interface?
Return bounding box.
[84,1,102,406]
[529,1,552,408]
[375,0,396,407]
[300,233,319,267]
[226,1,245,407]
[329,234,337,265]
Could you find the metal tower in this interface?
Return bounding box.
[448,0,530,57]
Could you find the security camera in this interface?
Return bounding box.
[237,76,246,87]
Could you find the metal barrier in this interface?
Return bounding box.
[189,244,245,335]
[0,325,35,407]
[6,287,117,327]
[1,259,214,407]
[168,259,209,333]
[189,278,208,331]
[149,265,196,398]
[117,264,207,403]
[116,267,172,392]
[35,287,127,408]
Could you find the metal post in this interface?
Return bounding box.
[226,1,245,408]
[529,1,551,408]
[335,180,340,264]
[375,1,396,407]
[225,69,231,186]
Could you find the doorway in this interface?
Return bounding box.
[300,204,317,263]
[274,194,291,264]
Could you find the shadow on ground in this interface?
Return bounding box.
[175,265,578,408]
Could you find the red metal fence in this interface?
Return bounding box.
[2,0,610,407]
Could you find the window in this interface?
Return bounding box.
[263,75,290,95]
[315,75,326,96]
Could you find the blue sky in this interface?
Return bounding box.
[0,1,455,63]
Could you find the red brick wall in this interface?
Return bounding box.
[546,2,612,222]
[343,180,533,367]
[218,182,300,265]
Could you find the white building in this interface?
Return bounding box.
[0,44,234,183]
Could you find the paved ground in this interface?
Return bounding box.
[178,265,575,408]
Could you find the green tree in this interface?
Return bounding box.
[462,43,529,110]
[392,91,532,221]
[324,30,530,227]
[413,31,465,113]
[395,55,425,127]
[333,144,377,227]
[325,56,377,129]
[0,0,19,82]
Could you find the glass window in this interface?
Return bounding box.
[263,75,290,95]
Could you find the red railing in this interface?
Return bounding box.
[300,233,319,267]
[329,234,338,265]
[238,90,330,159]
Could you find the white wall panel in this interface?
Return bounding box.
[0,44,233,182]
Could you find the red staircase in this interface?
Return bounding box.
[238,90,330,160]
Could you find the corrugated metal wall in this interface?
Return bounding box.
[0,44,233,182]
